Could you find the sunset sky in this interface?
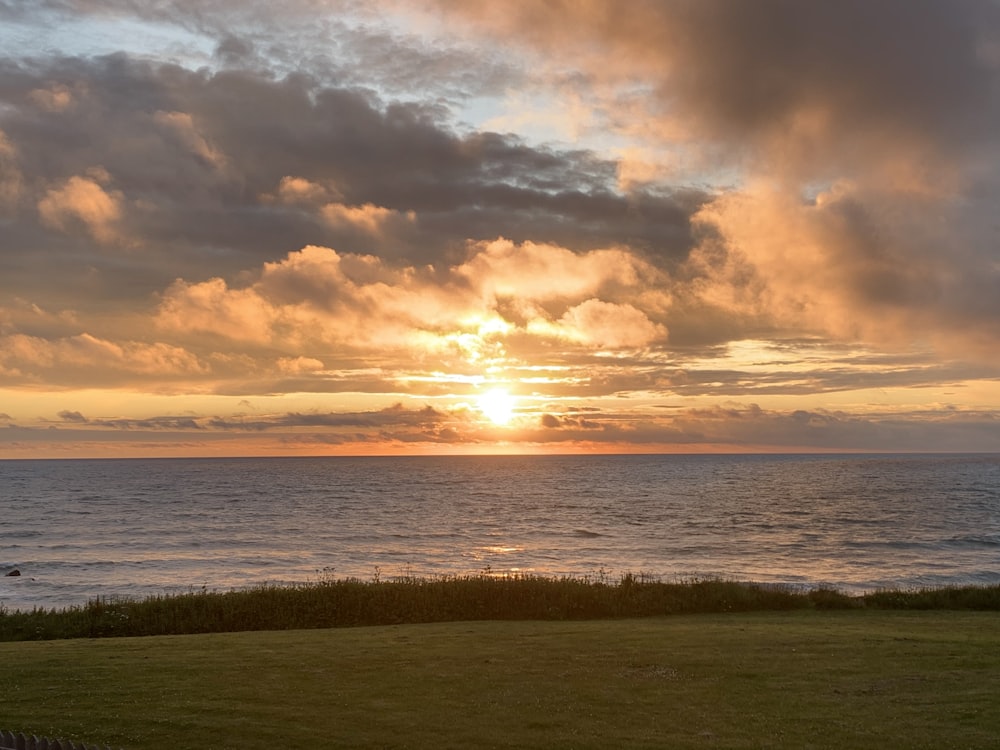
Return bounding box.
[2,0,1000,457]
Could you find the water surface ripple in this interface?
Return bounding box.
[2,454,998,611]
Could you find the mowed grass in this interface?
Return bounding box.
[3,610,1000,750]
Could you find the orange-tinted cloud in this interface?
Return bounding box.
[687,180,1000,358]
[0,333,206,385]
[37,172,124,245]
[153,110,226,170]
[154,239,671,362]
[2,0,1000,455]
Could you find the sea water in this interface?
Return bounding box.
[1,453,999,611]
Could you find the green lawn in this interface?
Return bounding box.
[3,610,999,749]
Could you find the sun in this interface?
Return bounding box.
[477,388,516,426]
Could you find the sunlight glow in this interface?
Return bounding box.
[477,388,516,425]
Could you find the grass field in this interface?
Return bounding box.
[3,610,1000,749]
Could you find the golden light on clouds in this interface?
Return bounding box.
[1,1,1000,457]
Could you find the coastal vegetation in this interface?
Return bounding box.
[2,573,999,641]
[3,611,999,749]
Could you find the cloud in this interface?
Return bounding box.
[276,356,324,375]
[0,333,207,386]
[16,396,1000,455]
[151,238,676,378]
[361,0,1000,362]
[555,299,666,349]
[263,176,342,206]
[539,412,601,430]
[0,130,23,213]
[0,53,697,311]
[686,180,1000,357]
[408,1,1000,340]
[2,0,1000,455]
[152,110,226,170]
[320,202,416,236]
[455,238,663,304]
[37,172,124,245]
[208,403,448,431]
[28,83,76,112]
[157,277,278,345]
[102,416,203,430]
[521,402,1000,453]
[426,0,1000,177]
[6,222,987,403]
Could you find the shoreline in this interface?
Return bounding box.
[6,565,999,616]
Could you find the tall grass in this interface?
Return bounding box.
[2,573,998,641]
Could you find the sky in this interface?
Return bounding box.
[1,0,1000,458]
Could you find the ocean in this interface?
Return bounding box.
[2,453,999,612]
